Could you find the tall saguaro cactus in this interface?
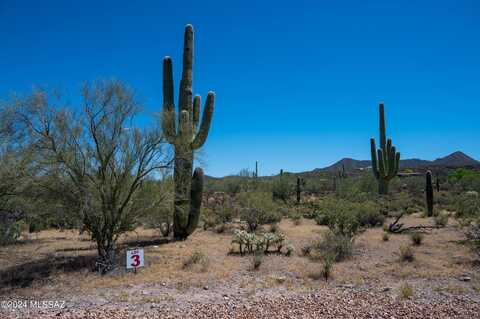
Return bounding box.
[370,103,400,195]
[161,25,215,240]
[426,170,434,217]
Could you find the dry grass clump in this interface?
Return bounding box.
[410,232,424,246]
[382,232,390,241]
[183,250,210,272]
[399,245,415,262]
[399,282,413,299]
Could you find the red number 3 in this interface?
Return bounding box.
[131,254,140,267]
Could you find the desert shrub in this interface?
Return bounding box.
[466,223,480,258]
[225,179,242,196]
[382,232,390,241]
[183,250,210,271]
[327,206,360,238]
[435,191,456,210]
[434,211,449,227]
[201,207,218,230]
[0,220,21,245]
[272,177,292,202]
[456,191,480,219]
[399,282,413,299]
[315,197,381,231]
[355,201,384,227]
[290,211,302,225]
[410,232,424,246]
[237,192,281,231]
[309,251,336,282]
[399,245,414,262]
[314,213,329,226]
[396,177,424,197]
[269,222,279,233]
[316,231,354,262]
[286,243,295,256]
[386,192,415,215]
[320,251,336,281]
[301,241,314,256]
[313,196,359,236]
[252,250,264,270]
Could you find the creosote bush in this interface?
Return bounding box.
[237,192,281,232]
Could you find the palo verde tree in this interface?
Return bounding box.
[161,25,215,240]
[10,80,171,272]
[370,102,400,195]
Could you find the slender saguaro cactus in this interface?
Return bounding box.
[255,161,258,178]
[296,177,305,204]
[370,103,400,195]
[161,25,215,240]
[426,170,434,217]
[435,172,440,192]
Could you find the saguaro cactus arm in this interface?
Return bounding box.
[162,57,177,144]
[191,92,214,149]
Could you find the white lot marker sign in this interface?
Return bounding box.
[126,248,144,271]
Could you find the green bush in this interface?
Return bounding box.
[326,205,360,237]
[355,201,384,227]
[0,220,21,245]
[272,177,292,202]
[315,231,354,262]
[456,191,480,219]
[237,192,281,231]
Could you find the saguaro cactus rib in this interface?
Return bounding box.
[370,103,400,195]
[161,24,215,240]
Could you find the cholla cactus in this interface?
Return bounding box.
[286,242,295,256]
[161,25,215,240]
[263,233,276,252]
[232,230,287,254]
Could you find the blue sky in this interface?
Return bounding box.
[1,0,479,177]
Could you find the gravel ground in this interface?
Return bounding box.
[2,290,479,319]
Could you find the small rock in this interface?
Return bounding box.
[203,286,209,290]
[382,287,391,292]
[339,284,355,289]
[459,276,471,282]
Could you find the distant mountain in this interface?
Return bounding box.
[315,158,371,173]
[315,151,479,173]
[431,151,479,167]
